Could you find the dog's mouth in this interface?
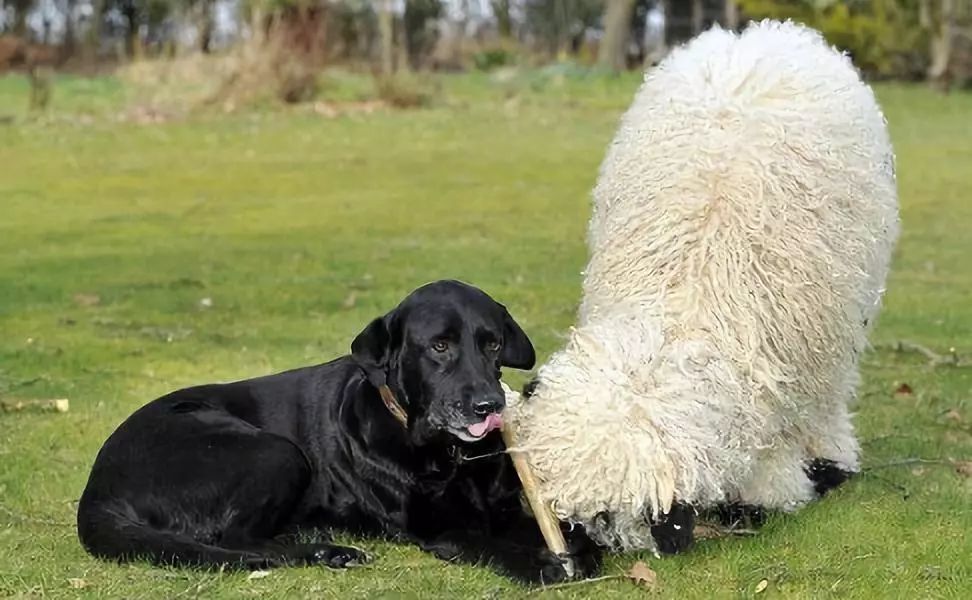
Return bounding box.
[448,412,503,443]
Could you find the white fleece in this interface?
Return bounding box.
[506,20,899,551]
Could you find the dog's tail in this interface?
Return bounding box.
[77,499,290,570]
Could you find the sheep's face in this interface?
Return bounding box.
[510,310,744,549]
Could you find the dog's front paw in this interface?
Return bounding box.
[521,539,602,585]
[563,525,603,578]
[423,539,462,561]
[534,549,575,585]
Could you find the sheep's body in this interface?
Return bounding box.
[507,21,899,551]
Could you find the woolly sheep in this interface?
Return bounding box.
[505,20,899,552]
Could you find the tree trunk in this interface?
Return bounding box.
[378,0,395,74]
[28,64,52,111]
[122,3,141,61]
[692,0,704,35]
[83,0,104,63]
[396,10,409,73]
[923,0,956,92]
[452,0,470,66]
[598,0,636,72]
[199,0,215,53]
[12,0,30,36]
[61,0,77,61]
[725,0,739,30]
[555,0,569,59]
[491,0,513,40]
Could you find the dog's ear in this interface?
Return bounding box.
[500,306,536,370]
[351,313,395,386]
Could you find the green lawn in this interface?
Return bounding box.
[0,72,970,599]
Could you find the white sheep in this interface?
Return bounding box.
[506,20,899,552]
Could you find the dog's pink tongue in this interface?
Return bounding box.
[467,413,503,438]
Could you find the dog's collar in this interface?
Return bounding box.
[378,384,408,428]
[351,357,409,428]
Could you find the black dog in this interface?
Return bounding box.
[77,280,600,583]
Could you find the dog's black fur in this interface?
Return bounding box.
[77,280,600,584]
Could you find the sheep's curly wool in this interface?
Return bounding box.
[506,20,899,551]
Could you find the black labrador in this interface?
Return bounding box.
[77,280,600,584]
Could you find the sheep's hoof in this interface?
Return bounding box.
[710,503,767,529]
[650,502,695,554]
[805,458,855,496]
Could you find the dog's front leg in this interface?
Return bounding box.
[418,522,602,585]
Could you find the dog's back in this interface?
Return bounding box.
[76,362,366,569]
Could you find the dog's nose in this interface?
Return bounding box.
[472,395,505,417]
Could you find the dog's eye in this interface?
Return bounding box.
[431,340,449,353]
[486,341,502,353]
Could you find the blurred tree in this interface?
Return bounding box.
[403,0,442,69]
[921,0,955,90]
[333,0,377,60]
[378,0,393,72]
[60,0,77,58]
[726,0,739,28]
[491,0,513,39]
[196,0,216,53]
[524,0,603,58]
[82,0,105,61]
[4,0,32,36]
[738,0,929,79]
[598,0,636,72]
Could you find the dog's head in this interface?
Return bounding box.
[351,280,535,444]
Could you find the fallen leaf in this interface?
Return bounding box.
[954,461,972,478]
[73,293,101,307]
[894,382,913,396]
[67,578,87,589]
[943,409,963,423]
[627,560,657,589]
[247,570,271,581]
[755,578,769,594]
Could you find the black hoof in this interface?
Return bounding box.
[711,503,767,529]
[806,458,855,496]
[650,502,695,554]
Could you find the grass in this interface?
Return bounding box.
[1,70,971,599]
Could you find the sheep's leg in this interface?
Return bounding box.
[804,400,861,475]
[802,396,860,496]
[736,443,816,511]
